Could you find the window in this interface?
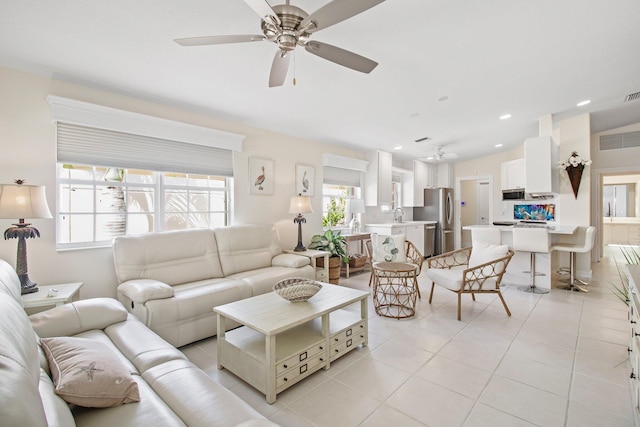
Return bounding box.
[322,184,361,227]
[57,163,231,249]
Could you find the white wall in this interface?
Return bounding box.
[0,66,363,299]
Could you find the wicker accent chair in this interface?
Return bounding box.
[426,247,514,320]
[365,239,424,298]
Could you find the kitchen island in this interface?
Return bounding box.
[463,224,578,291]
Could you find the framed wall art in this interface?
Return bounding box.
[295,164,314,196]
[249,157,274,195]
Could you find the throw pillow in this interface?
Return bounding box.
[40,336,140,408]
[469,240,509,273]
[371,233,407,263]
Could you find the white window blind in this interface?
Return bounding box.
[56,123,234,177]
[323,166,361,187]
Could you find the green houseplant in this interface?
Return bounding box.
[309,229,349,284]
[612,245,640,305]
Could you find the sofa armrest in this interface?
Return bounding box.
[118,279,175,304]
[272,253,311,268]
[30,298,128,338]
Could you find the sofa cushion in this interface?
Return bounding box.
[39,368,77,427]
[142,358,267,427]
[40,336,141,408]
[118,279,175,304]
[272,253,311,268]
[215,224,283,276]
[113,228,224,285]
[228,265,315,296]
[71,375,187,427]
[0,258,22,303]
[0,292,48,426]
[30,298,129,338]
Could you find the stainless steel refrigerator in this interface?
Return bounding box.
[413,188,454,255]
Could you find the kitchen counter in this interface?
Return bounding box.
[365,220,437,228]
[463,224,578,235]
[463,224,579,290]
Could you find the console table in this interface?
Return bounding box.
[341,232,371,277]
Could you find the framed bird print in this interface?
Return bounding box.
[249,157,274,195]
[295,164,314,196]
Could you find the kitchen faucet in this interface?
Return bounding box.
[393,207,405,223]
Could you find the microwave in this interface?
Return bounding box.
[502,188,526,201]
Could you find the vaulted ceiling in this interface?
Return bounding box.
[2,0,640,162]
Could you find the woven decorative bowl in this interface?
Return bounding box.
[273,278,323,302]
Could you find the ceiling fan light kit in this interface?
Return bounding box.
[174,0,385,87]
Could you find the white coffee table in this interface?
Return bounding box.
[215,283,369,403]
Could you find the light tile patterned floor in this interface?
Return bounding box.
[180,246,635,426]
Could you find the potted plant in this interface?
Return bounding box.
[309,229,349,285]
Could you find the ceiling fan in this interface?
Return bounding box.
[174,0,385,87]
[419,146,459,162]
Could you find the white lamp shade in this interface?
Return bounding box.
[288,195,313,214]
[350,198,365,213]
[0,184,53,219]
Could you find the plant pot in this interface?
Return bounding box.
[316,256,342,285]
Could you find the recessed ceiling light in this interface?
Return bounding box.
[394,146,402,150]
[577,100,591,107]
[499,114,511,120]
[426,156,435,160]
[495,144,503,148]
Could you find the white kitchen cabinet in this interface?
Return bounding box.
[604,223,640,245]
[524,136,558,194]
[437,163,454,188]
[424,163,436,189]
[501,158,525,190]
[412,160,427,207]
[365,150,392,206]
[404,223,424,253]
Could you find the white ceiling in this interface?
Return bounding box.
[2,0,640,163]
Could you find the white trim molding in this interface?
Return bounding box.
[47,95,245,152]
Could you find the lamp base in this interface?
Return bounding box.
[293,243,306,252]
[19,274,39,295]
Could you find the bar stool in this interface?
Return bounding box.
[550,226,596,293]
[512,227,550,294]
[471,228,502,245]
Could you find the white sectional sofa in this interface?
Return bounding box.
[0,258,277,427]
[113,224,315,347]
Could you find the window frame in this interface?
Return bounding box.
[56,163,232,250]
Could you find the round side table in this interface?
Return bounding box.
[372,261,418,319]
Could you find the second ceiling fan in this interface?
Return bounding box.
[174,0,385,87]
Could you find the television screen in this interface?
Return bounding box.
[514,204,555,221]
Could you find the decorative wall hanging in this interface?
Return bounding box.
[249,157,274,195]
[295,164,314,196]
[559,151,591,199]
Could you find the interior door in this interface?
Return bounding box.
[477,181,491,225]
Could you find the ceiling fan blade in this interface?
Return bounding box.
[300,0,385,33]
[305,41,378,73]
[243,0,281,25]
[269,50,291,87]
[174,35,265,46]
[442,152,459,159]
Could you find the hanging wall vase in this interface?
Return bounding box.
[566,164,584,199]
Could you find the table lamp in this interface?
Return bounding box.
[289,195,313,252]
[349,198,365,233]
[0,180,53,294]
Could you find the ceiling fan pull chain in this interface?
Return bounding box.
[293,50,297,86]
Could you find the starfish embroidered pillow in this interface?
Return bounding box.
[40,336,140,408]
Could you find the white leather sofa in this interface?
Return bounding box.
[0,258,277,427]
[113,224,315,347]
